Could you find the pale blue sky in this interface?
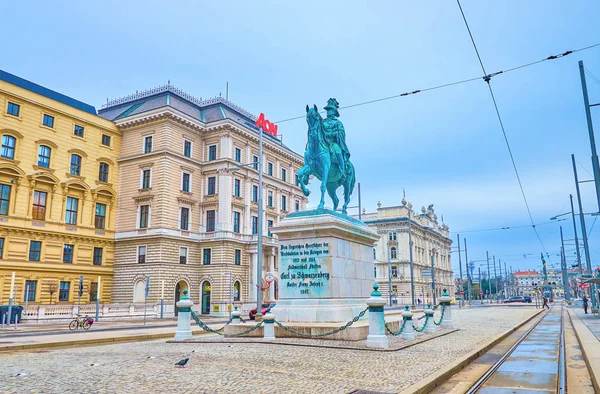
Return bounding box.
[3,1,600,275]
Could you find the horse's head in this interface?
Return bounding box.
[305,104,323,140]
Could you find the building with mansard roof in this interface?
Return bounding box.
[355,198,453,306]
[98,84,307,316]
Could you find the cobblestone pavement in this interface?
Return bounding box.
[0,307,537,394]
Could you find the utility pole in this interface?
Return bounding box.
[408,209,415,307]
[457,234,463,306]
[357,183,362,221]
[387,246,393,307]
[504,261,508,297]
[498,258,503,300]
[478,267,482,300]
[572,154,596,309]
[493,255,498,301]
[570,194,583,275]
[464,238,471,303]
[431,248,437,306]
[486,251,491,303]
[560,226,571,301]
[579,61,600,213]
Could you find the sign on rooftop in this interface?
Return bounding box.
[255,113,278,137]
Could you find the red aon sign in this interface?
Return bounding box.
[255,113,278,137]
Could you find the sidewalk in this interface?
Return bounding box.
[0,316,227,352]
[567,306,600,392]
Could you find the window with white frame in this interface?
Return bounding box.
[138,246,147,263]
[183,139,192,158]
[182,172,191,192]
[141,169,151,189]
[179,247,188,264]
[180,207,189,230]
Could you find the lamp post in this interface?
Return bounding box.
[430,248,437,306]
[408,209,415,307]
[387,246,393,307]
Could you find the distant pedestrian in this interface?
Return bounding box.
[583,295,589,314]
[542,296,550,309]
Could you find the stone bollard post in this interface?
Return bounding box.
[438,288,453,329]
[174,290,194,340]
[424,304,436,334]
[231,306,242,324]
[263,311,275,340]
[402,305,416,340]
[366,283,388,349]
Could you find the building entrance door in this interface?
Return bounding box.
[201,281,211,314]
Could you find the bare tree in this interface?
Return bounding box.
[47,283,58,305]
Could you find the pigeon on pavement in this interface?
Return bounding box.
[175,357,190,368]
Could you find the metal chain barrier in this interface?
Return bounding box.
[223,321,263,337]
[190,311,233,335]
[433,306,446,326]
[385,318,407,336]
[274,307,368,338]
[412,315,429,332]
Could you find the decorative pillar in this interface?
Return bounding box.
[366,284,388,349]
[439,288,453,329]
[174,290,193,340]
[402,305,415,340]
[231,306,241,324]
[263,310,275,340]
[268,250,275,302]
[249,252,257,302]
[424,304,436,334]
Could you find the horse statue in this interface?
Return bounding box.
[296,102,356,214]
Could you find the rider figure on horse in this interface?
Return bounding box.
[323,98,350,180]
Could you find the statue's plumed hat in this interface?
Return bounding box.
[323,98,340,116]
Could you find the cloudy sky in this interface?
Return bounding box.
[3,1,600,276]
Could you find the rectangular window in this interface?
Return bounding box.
[139,205,149,228]
[0,184,10,215]
[0,238,4,258]
[281,195,287,211]
[252,216,258,235]
[37,145,51,168]
[267,191,273,207]
[252,155,259,170]
[29,241,41,261]
[24,280,37,302]
[235,249,241,265]
[391,266,398,278]
[206,210,216,232]
[101,134,111,146]
[268,162,273,176]
[1,135,16,159]
[90,282,98,301]
[207,177,216,195]
[93,247,103,265]
[32,190,47,220]
[74,124,84,137]
[7,102,20,117]
[179,247,188,264]
[208,145,217,161]
[59,281,70,301]
[233,211,241,233]
[234,147,241,162]
[184,140,192,157]
[268,220,273,237]
[95,203,106,229]
[70,154,81,175]
[43,114,54,128]
[295,174,300,186]
[203,248,211,265]
[234,179,240,197]
[63,244,74,264]
[281,168,287,182]
[65,197,78,225]
[138,246,147,263]
[182,173,190,192]
[144,136,153,153]
[295,200,300,212]
[180,207,189,230]
[252,185,258,202]
[141,169,151,189]
[99,162,109,183]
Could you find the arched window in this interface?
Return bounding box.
[234,281,241,302]
[38,145,51,168]
[1,135,16,159]
[133,280,145,302]
[390,247,397,259]
[70,154,82,175]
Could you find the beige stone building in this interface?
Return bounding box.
[98,85,306,316]
[357,198,453,305]
[0,70,120,305]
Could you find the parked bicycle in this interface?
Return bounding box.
[69,314,93,331]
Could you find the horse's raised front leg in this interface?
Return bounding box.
[297,165,311,197]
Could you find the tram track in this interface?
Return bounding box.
[466,306,566,393]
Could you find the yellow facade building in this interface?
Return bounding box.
[0,70,120,305]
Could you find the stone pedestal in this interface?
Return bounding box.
[174,290,193,341]
[270,208,379,323]
[439,289,453,329]
[263,312,275,340]
[401,306,415,340]
[366,284,388,349]
[424,305,436,334]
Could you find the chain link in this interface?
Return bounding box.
[224,321,263,337]
[433,306,446,326]
[412,315,429,332]
[190,311,263,337]
[385,318,407,336]
[274,308,368,338]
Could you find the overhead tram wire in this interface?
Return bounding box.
[455,218,567,234]
[273,42,600,125]
[585,69,600,85]
[455,0,551,260]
